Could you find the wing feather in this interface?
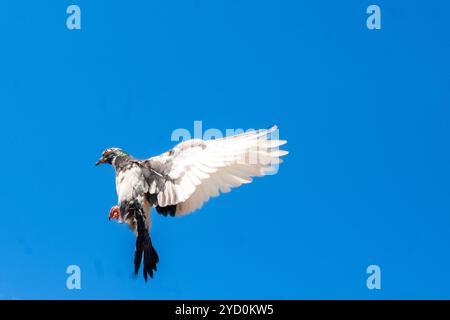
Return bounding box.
[144,125,288,216]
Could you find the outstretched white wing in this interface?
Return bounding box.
[143,126,288,216]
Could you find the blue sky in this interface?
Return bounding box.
[0,0,449,299]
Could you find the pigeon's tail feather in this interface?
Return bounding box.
[135,232,159,281]
[129,201,159,282]
[142,236,159,281]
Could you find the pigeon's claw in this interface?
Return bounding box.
[109,206,121,222]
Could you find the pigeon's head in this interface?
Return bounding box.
[95,148,128,166]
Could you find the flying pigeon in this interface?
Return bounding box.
[95,125,288,281]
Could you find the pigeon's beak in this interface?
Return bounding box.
[95,157,104,166]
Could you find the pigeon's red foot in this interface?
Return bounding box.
[109,206,121,222]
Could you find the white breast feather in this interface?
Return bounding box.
[116,166,147,203]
